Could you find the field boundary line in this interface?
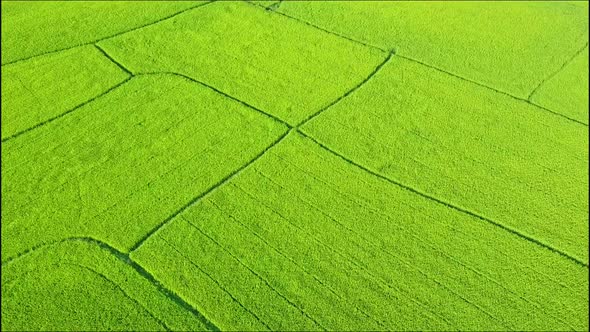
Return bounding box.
[295,51,394,128]
[1,237,221,331]
[245,2,388,54]
[255,2,588,127]
[248,0,283,12]
[128,128,293,254]
[96,45,291,128]
[527,41,589,101]
[266,0,283,12]
[297,130,589,269]
[1,77,133,143]
[96,42,291,128]
[1,1,214,67]
[396,54,588,126]
[135,72,291,128]
[66,262,171,331]
[94,44,134,75]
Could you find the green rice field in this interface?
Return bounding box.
[1,1,588,331]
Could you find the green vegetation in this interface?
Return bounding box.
[249,1,280,9]
[0,1,202,64]
[531,46,589,124]
[1,45,129,140]
[2,74,287,262]
[133,132,588,331]
[1,1,588,331]
[2,240,208,331]
[302,56,589,264]
[97,1,386,125]
[278,1,589,99]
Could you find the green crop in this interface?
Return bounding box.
[2,74,287,261]
[133,132,588,330]
[278,1,589,99]
[1,45,129,140]
[302,56,589,264]
[97,1,386,125]
[2,240,209,331]
[1,1,203,64]
[2,1,588,331]
[531,47,589,124]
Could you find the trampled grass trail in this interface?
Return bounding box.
[1,1,588,331]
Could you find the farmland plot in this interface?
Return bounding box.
[1,45,130,140]
[1,0,588,331]
[530,46,589,124]
[0,1,205,64]
[277,1,589,100]
[131,132,588,331]
[2,74,287,261]
[2,240,210,331]
[302,56,589,264]
[97,1,387,125]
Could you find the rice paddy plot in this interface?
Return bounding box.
[1,240,209,331]
[1,1,588,331]
[1,45,130,141]
[278,1,589,99]
[0,1,204,64]
[97,1,387,125]
[130,132,588,331]
[301,56,589,264]
[530,46,589,124]
[1,74,288,262]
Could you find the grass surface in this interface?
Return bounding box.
[1,1,588,331]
